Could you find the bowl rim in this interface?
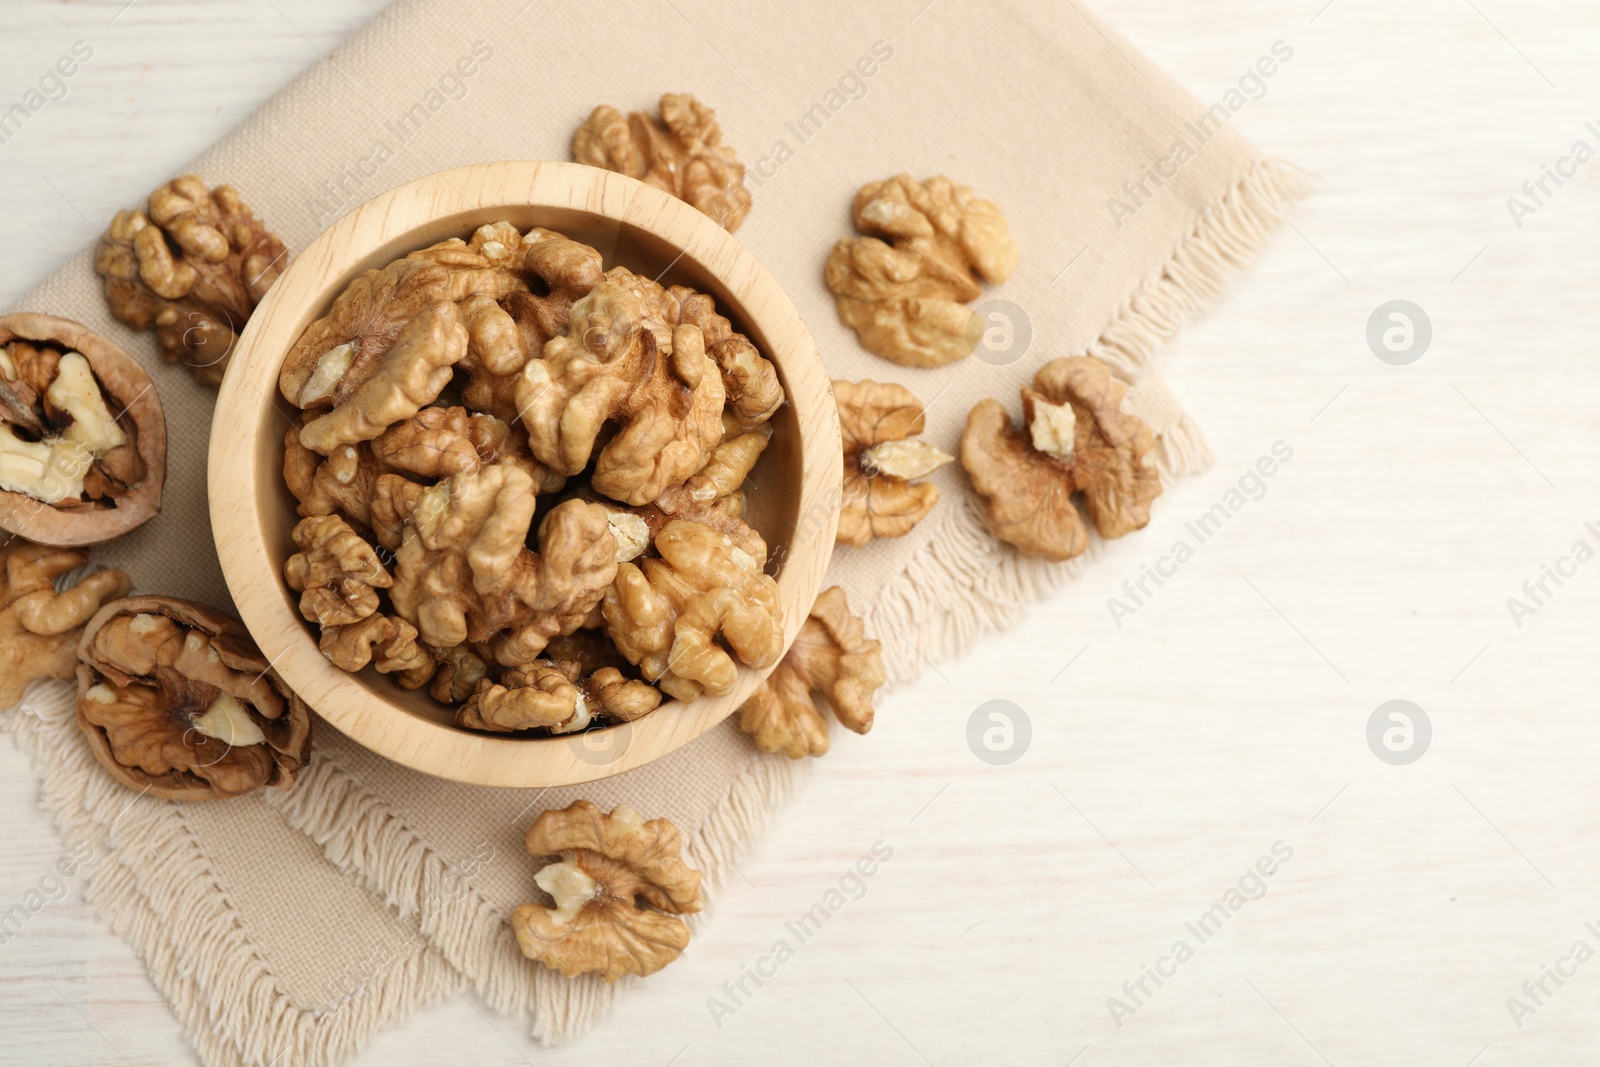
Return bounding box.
[209,160,840,789]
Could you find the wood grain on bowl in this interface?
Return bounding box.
[208,161,840,789]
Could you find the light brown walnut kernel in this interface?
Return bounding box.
[664,286,781,427]
[961,356,1161,560]
[389,465,616,663]
[601,519,783,702]
[75,596,312,800]
[834,380,952,547]
[647,416,771,560]
[573,94,752,231]
[506,227,606,351]
[737,586,885,759]
[283,514,391,626]
[516,268,724,505]
[428,642,490,704]
[0,541,129,708]
[513,800,703,982]
[824,174,1019,367]
[369,473,425,552]
[281,431,386,527]
[298,301,468,455]
[94,176,288,386]
[457,660,585,733]
[280,258,455,410]
[372,405,560,491]
[404,223,535,304]
[320,612,434,688]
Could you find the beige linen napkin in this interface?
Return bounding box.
[4,0,1304,1063]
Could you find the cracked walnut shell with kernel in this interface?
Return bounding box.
[75,596,312,800]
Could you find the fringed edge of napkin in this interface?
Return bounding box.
[264,732,812,1047]
[5,680,461,1067]
[865,157,1310,683]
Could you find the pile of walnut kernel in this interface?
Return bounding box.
[278,221,793,736]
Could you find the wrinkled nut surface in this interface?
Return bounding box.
[736,586,885,759]
[456,656,661,734]
[75,596,312,800]
[389,466,616,663]
[824,174,1019,367]
[663,285,781,428]
[517,267,725,506]
[573,93,752,232]
[284,514,391,626]
[513,800,703,982]
[0,314,166,547]
[95,175,287,386]
[602,519,783,702]
[961,356,1161,561]
[276,221,792,733]
[834,380,951,547]
[299,301,467,455]
[0,540,130,708]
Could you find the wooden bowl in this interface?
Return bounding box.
[209,161,840,789]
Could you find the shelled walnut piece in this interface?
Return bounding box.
[737,586,885,759]
[0,314,166,547]
[75,596,312,800]
[0,540,130,708]
[573,93,753,232]
[516,267,726,506]
[513,801,703,982]
[275,220,789,733]
[825,174,1019,367]
[456,657,660,734]
[95,175,288,386]
[961,356,1161,561]
[602,519,783,702]
[833,380,952,547]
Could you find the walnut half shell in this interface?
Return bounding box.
[75,596,312,800]
[0,314,166,547]
[513,801,704,982]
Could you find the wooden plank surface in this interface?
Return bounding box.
[3,1,1599,1064]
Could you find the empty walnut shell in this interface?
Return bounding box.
[0,314,166,547]
[75,596,311,801]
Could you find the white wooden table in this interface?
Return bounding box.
[5,1,1600,1064]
